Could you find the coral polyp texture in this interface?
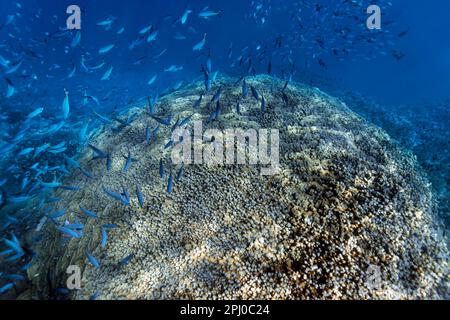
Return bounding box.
[28,76,448,300]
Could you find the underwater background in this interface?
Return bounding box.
[0,0,448,299]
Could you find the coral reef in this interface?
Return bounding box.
[29,76,448,300]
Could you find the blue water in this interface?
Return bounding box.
[0,0,448,299]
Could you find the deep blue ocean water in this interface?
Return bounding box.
[0,0,448,299]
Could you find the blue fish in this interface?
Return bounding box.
[180,9,192,24]
[145,126,152,144]
[159,159,164,178]
[56,226,82,239]
[65,222,84,231]
[179,114,193,127]
[100,227,107,248]
[90,291,101,300]
[106,154,112,172]
[164,140,174,149]
[79,167,94,179]
[0,283,14,295]
[3,234,24,259]
[60,186,81,191]
[62,90,70,120]
[193,33,207,51]
[47,210,66,220]
[89,145,108,160]
[210,86,222,104]
[242,79,248,98]
[86,251,100,268]
[167,171,173,194]
[176,164,185,182]
[2,274,25,281]
[193,94,203,109]
[18,147,34,157]
[98,44,115,54]
[261,95,267,112]
[123,151,134,172]
[102,224,118,230]
[102,186,130,206]
[250,86,260,101]
[118,254,134,267]
[136,185,144,208]
[26,107,44,120]
[80,207,98,219]
[151,114,172,126]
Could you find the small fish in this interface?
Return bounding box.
[0,55,10,68]
[150,114,172,126]
[123,151,133,172]
[62,89,70,120]
[145,126,152,144]
[97,17,116,29]
[193,94,203,109]
[98,44,115,54]
[210,86,222,105]
[5,60,22,75]
[90,291,101,300]
[56,226,82,239]
[261,95,267,112]
[106,154,112,172]
[136,185,144,208]
[68,64,76,78]
[146,29,158,42]
[89,145,108,160]
[159,158,164,178]
[80,207,98,219]
[198,10,222,19]
[41,181,62,189]
[0,283,14,295]
[164,65,183,72]
[26,107,44,120]
[148,74,157,85]
[101,67,113,80]
[118,253,134,267]
[5,78,14,98]
[102,186,130,206]
[1,274,25,281]
[174,32,186,40]
[250,86,260,101]
[242,79,248,98]
[176,164,184,182]
[102,224,118,230]
[71,30,81,48]
[139,25,152,34]
[47,210,66,220]
[153,49,167,60]
[60,186,81,191]
[17,147,34,157]
[206,54,212,74]
[86,251,100,269]
[164,139,174,149]
[92,109,112,124]
[100,228,107,248]
[167,170,173,194]
[179,114,193,127]
[181,9,193,24]
[193,33,207,51]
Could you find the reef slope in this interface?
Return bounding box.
[30,76,448,300]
